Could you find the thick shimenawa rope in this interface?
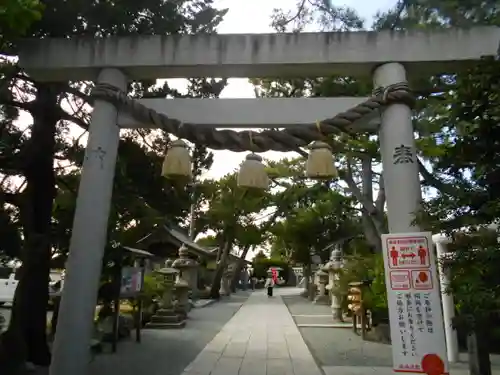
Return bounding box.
[90,82,415,153]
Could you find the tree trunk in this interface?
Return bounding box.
[468,318,492,375]
[361,212,382,252]
[7,235,52,365]
[209,233,234,299]
[360,156,385,253]
[215,234,225,263]
[3,84,58,367]
[230,244,252,292]
[343,157,387,254]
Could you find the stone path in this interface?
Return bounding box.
[84,292,250,375]
[181,288,322,375]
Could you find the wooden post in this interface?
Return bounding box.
[348,281,364,336]
[360,301,367,340]
[111,296,119,353]
[136,298,143,343]
[111,251,123,353]
[135,258,146,343]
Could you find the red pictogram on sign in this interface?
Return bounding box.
[390,246,399,267]
[418,246,427,265]
[411,269,433,290]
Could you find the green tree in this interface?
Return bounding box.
[264,157,360,293]
[0,0,43,44]
[195,235,218,249]
[272,188,358,282]
[417,58,500,231]
[366,0,500,232]
[196,173,270,298]
[0,0,227,369]
[253,5,391,253]
[258,0,500,253]
[445,228,500,374]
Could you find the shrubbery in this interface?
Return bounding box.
[335,253,388,321]
[446,229,500,353]
[141,274,164,309]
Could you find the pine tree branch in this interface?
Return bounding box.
[273,0,308,30]
[417,158,462,197]
[57,108,89,130]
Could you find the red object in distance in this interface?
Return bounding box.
[271,268,278,283]
[421,354,445,375]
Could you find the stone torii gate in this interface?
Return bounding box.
[18,27,500,375]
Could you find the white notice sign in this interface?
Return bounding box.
[382,232,448,375]
[120,267,143,294]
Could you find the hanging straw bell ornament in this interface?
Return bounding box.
[306,140,338,179]
[161,139,192,181]
[237,153,269,190]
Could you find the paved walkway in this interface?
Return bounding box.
[181,288,322,375]
[85,292,250,375]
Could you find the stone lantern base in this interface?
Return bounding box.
[314,270,330,305]
[146,308,186,329]
[173,283,190,320]
[314,293,330,305]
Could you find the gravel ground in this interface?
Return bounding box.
[283,294,393,367]
[282,294,500,369]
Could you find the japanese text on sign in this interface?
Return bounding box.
[382,232,448,375]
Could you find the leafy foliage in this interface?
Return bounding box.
[445,229,500,328]
[0,0,44,44]
[264,157,361,264]
[0,0,228,367]
[335,254,387,314]
[2,0,500,365]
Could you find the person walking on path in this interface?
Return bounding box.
[248,268,255,290]
[265,275,275,297]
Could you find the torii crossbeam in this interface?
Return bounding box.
[17,26,500,375]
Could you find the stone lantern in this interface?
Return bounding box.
[314,269,329,305]
[325,246,343,322]
[219,263,234,297]
[172,247,194,319]
[146,261,186,329]
[174,245,199,300]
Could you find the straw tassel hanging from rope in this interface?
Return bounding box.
[305,121,338,179]
[237,131,269,190]
[161,139,192,181]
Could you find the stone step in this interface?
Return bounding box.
[150,314,182,323]
[145,320,186,329]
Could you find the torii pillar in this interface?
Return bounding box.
[373,62,422,233]
[50,68,127,375]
